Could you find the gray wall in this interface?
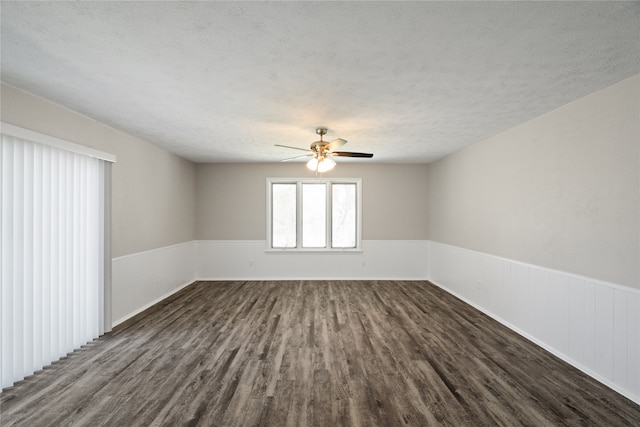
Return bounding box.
[427,74,639,289]
[5,73,637,290]
[195,163,429,240]
[1,84,197,258]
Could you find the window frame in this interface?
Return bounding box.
[266,177,362,252]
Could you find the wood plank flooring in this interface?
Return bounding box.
[1,280,639,426]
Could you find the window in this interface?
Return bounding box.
[267,178,362,251]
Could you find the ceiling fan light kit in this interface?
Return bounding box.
[307,155,336,172]
[276,128,373,173]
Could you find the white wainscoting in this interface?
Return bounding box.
[428,240,640,404]
[195,240,429,280]
[111,241,196,326]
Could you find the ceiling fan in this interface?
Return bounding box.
[275,128,373,172]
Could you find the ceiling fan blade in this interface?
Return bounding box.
[275,144,310,152]
[331,151,374,158]
[326,138,347,151]
[280,153,313,162]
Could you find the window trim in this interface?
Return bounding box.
[266,177,362,252]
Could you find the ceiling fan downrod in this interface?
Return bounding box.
[315,127,327,141]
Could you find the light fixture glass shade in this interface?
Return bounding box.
[306,157,319,171]
[317,156,336,172]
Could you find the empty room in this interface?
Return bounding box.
[1,1,639,426]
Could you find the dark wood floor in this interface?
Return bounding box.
[2,280,639,426]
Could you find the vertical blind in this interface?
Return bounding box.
[1,128,113,390]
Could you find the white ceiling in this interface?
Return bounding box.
[2,1,639,164]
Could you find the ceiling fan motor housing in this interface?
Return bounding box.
[311,128,329,151]
[310,141,328,151]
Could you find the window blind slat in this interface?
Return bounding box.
[1,139,15,388]
[50,149,61,360]
[41,146,52,369]
[13,139,25,384]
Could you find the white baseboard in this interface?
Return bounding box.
[428,240,640,404]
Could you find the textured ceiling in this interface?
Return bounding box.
[1,1,639,164]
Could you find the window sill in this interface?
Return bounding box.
[265,247,362,254]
